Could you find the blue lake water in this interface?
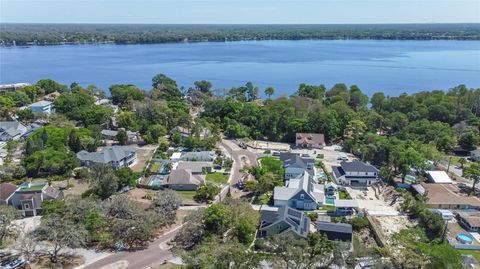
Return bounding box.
[1,40,479,96]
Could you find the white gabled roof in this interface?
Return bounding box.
[170,152,182,160]
[426,171,453,184]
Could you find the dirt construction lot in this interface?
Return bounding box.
[131,144,157,172]
[346,186,401,213]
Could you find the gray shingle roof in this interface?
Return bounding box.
[340,160,379,173]
[279,153,314,169]
[77,146,135,164]
[0,121,27,140]
[274,172,324,204]
[316,222,352,234]
[332,166,344,178]
[261,206,310,237]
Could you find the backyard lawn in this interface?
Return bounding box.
[149,162,161,173]
[339,190,351,199]
[175,190,197,200]
[321,205,336,211]
[458,249,480,261]
[206,172,229,185]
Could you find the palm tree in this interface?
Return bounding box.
[264,87,274,100]
[459,157,466,169]
[464,162,480,196]
[165,162,173,173]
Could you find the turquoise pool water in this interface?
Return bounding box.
[457,233,474,244]
[325,198,335,205]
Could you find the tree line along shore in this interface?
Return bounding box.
[1,23,480,46]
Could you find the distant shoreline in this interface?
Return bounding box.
[2,23,479,46]
[2,37,480,47]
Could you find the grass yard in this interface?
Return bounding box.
[339,190,351,199]
[206,172,229,185]
[458,249,480,261]
[176,190,197,200]
[321,205,336,211]
[149,162,162,173]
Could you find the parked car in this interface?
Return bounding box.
[272,151,280,157]
[1,257,25,269]
[236,181,246,190]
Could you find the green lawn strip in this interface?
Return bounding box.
[457,249,480,261]
[149,162,161,173]
[175,190,197,199]
[206,172,229,185]
[339,190,351,199]
[321,205,336,211]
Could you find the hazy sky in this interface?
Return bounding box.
[1,0,479,24]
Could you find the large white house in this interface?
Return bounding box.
[77,146,137,170]
[332,160,379,187]
[28,100,53,114]
[274,172,324,210]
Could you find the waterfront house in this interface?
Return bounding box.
[77,146,137,170]
[28,100,53,114]
[316,220,353,242]
[259,206,310,238]
[273,172,324,210]
[332,160,379,187]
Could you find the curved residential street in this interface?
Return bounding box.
[219,139,258,185]
[81,139,257,269]
[83,224,183,269]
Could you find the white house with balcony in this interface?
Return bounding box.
[77,146,137,170]
[28,100,53,114]
[274,172,324,210]
[332,160,379,187]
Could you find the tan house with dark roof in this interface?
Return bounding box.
[295,133,325,149]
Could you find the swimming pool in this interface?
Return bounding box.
[457,233,474,244]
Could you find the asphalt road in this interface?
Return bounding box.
[83,139,258,269]
[84,224,183,269]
